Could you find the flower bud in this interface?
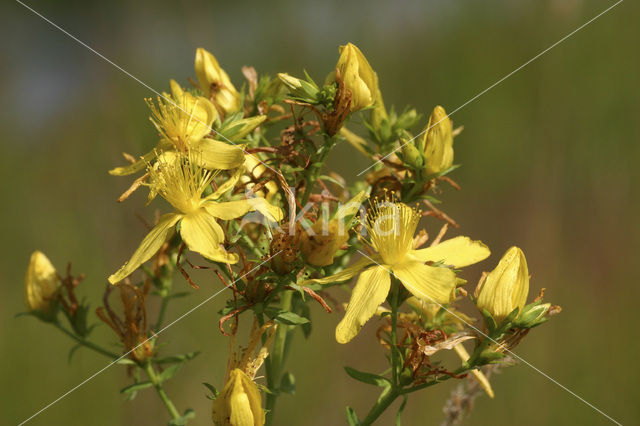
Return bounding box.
[195,48,240,115]
[335,43,377,111]
[277,73,304,91]
[514,302,551,328]
[212,369,265,426]
[401,140,424,169]
[476,247,529,323]
[420,106,454,175]
[24,251,60,313]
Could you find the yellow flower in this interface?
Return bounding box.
[212,369,265,426]
[108,153,283,284]
[195,47,241,115]
[306,202,490,343]
[24,251,60,312]
[300,191,368,266]
[109,80,244,176]
[476,246,529,323]
[335,43,377,111]
[419,106,454,175]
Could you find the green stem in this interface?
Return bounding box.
[360,389,400,426]
[265,290,293,426]
[53,322,119,359]
[390,280,400,387]
[301,135,337,206]
[144,361,181,421]
[360,281,402,426]
[402,367,466,395]
[155,295,170,331]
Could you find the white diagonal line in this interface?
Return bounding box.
[14,0,278,175]
[357,0,624,176]
[18,251,281,425]
[355,249,622,425]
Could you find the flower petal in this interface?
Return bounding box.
[303,256,377,285]
[180,209,238,264]
[392,262,457,304]
[191,138,245,170]
[203,198,283,222]
[411,236,490,267]
[240,372,264,426]
[229,371,255,426]
[108,213,182,284]
[202,199,254,220]
[207,166,245,200]
[336,265,390,343]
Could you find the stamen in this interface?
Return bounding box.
[146,150,217,214]
[364,195,420,265]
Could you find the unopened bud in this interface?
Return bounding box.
[24,251,60,313]
[476,247,529,324]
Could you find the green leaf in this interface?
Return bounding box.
[318,175,346,188]
[299,304,312,339]
[274,311,310,326]
[168,408,196,426]
[395,395,408,425]
[203,382,218,400]
[120,381,153,394]
[154,351,200,365]
[158,364,182,382]
[67,344,82,364]
[344,367,391,388]
[279,372,296,395]
[346,406,360,426]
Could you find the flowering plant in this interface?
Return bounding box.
[21,43,560,425]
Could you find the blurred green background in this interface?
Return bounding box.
[2,0,638,424]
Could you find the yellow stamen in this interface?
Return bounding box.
[147,152,216,214]
[365,198,420,265]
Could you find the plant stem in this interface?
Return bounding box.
[301,135,337,206]
[390,280,400,387]
[53,322,119,359]
[360,389,400,426]
[360,281,403,426]
[144,361,181,421]
[265,289,293,426]
[402,368,464,394]
[155,295,170,331]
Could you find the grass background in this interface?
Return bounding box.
[1,0,638,424]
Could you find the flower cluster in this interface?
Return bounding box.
[21,43,559,426]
